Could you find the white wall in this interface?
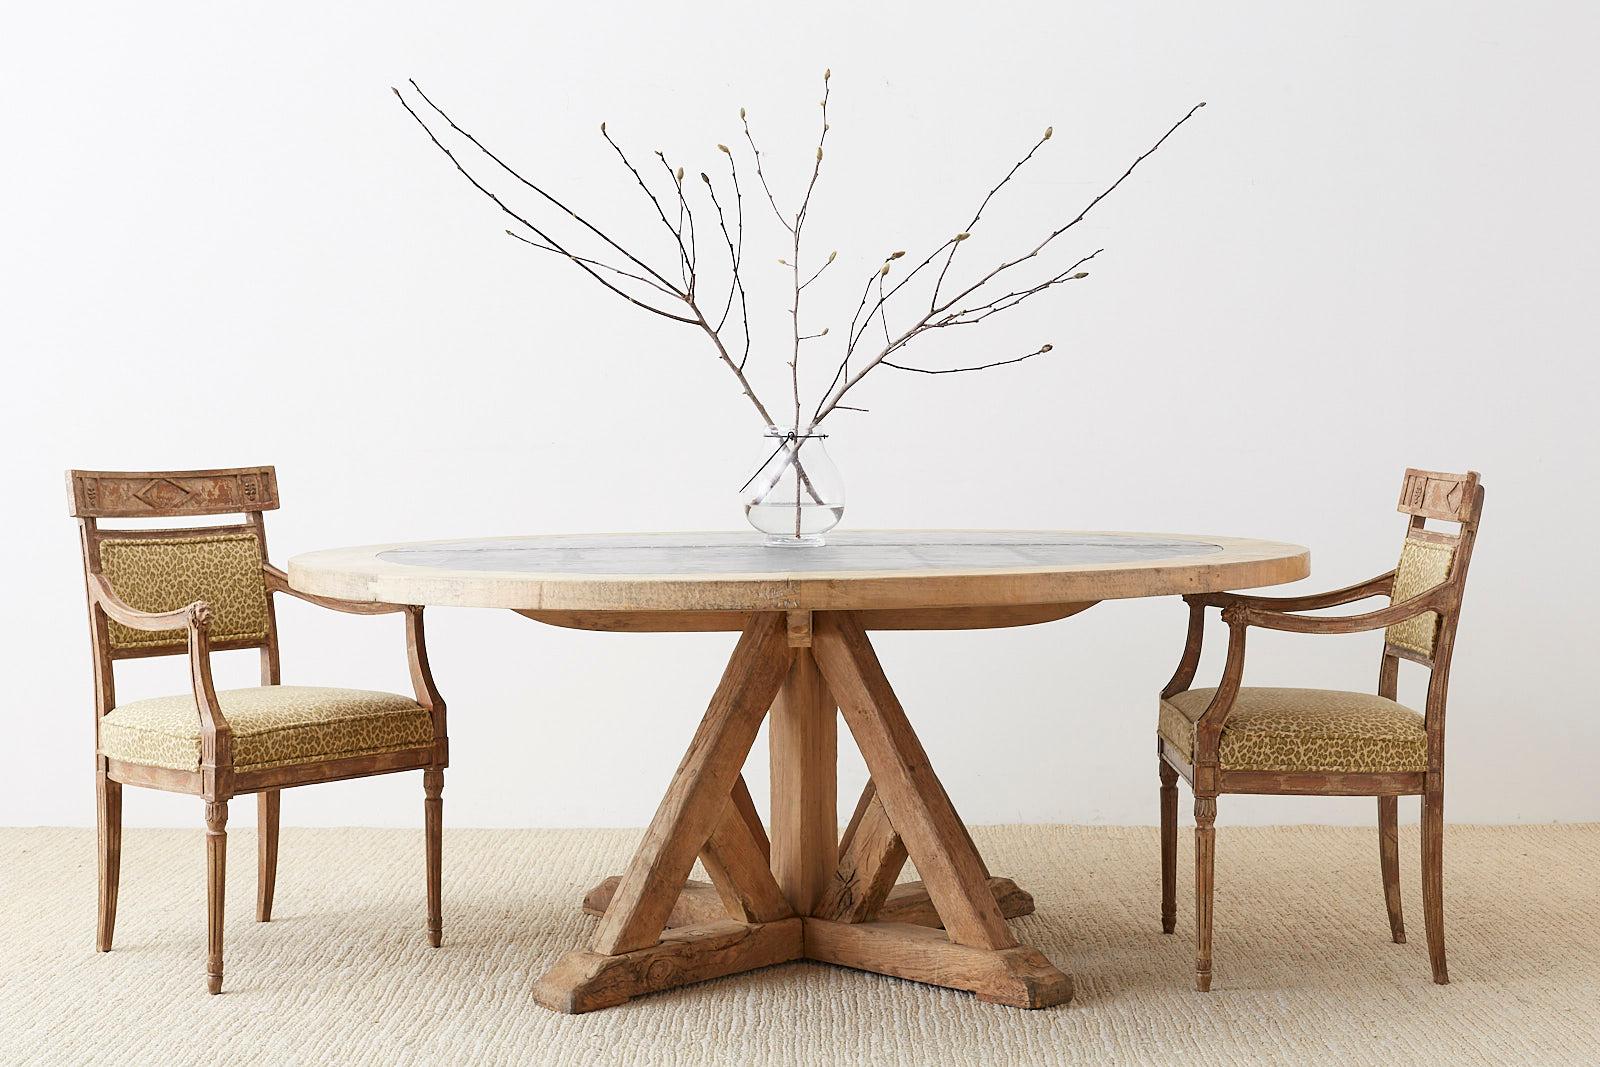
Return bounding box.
[3,2,1595,829]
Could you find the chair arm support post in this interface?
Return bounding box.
[405,607,448,765]
[1160,597,1208,699]
[1191,615,1248,792]
[89,574,232,787]
[187,614,232,793]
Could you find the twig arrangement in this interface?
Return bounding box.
[392,73,1204,444]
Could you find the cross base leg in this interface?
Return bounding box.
[534,918,804,1014]
[804,918,1073,1008]
[542,611,1074,1013]
[582,874,1035,929]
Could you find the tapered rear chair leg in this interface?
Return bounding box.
[204,800,229,994]
[424,767,444,948]
[96,769,122,952]
[1421,783,1448,984]
[1378,795,1405,944]
[1194,795,1217,992]
[257,790,280,923]
[1159,758,1178,934]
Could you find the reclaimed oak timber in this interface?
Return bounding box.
[814,791,906,923]
[582,874,1035,930]
[291,531,1309,614]
[589,614,794,955]
[803,919,1072,1009]
[700,798,794,924]
[813,612,1015,951]
[768,648,837,914]
[534,918,804,1014]
[287,526,1311,1011]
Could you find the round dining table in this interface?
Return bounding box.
[289,530,1308,1013]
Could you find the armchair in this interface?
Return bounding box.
[1157,468,1483,991]
[70,467,448,994]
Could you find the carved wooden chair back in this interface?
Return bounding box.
[1380,468,1485,762]
[68,467,285,719]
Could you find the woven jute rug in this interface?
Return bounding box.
[2,824,1596,1065]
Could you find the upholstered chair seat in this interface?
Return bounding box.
[100,686,433,773]
[1159,687,1427,774]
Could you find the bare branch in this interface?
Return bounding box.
[942,250,1099,325]
[408,80,680,294]
[599,123,691,283]
[885,343,1055,375]
[740,107,792,232]
[702,163,751,369]
[504,229,681,297]
[392,87,696,325]
[930,126,1053,309]
[933,101,1206,316]
[655,152,697,292]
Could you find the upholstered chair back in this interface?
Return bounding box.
[69,468,281,662]
[96,530,271,654]
[1383,469,1483,665]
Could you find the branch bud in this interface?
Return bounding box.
[954,232,971,242]
[880,262,892,276]
[890,250,906,259]
[827,250,838,263]
[778,258,789,266]
[816,146,824,160]
[1043,126,1053,140]
[700,172,710,184]
[717,143,730,153]
[820,327,830,336]
[1073,271,1089,279]
[1040,343,1053,352]
[674,166,684,182]
[740,107,747,120]
[824,68,831,80]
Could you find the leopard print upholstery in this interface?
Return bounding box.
[1385,536,1455,658]
[99,686,433,772]
[1159,687,1428,773]
[98,532,271,653]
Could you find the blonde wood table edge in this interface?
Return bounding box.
[287,530,1309,614]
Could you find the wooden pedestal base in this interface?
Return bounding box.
[583,875,1036,930]
[535,610,1074,1013]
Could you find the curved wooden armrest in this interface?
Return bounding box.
[89,575,232,757]
[1192,571,1395,612]
[1230,582,1455,635]
[264,563,406,615]
[261,566,443,734]
[90,573,211,631]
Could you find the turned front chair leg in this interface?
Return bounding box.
[204,800,229,994]
[1421,781,1448,984]
[424,767,444,948]
[1378,795,1405,944]
[1193,795,1217,992]
[1159,759,1178,935]
[257,790,280,923]
[96,769,122,952]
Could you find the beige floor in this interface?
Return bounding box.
[2,823,1597,1066]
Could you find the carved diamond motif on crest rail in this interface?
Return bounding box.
[134,478,193,511]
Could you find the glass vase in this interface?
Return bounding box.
[742,428,845,547]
